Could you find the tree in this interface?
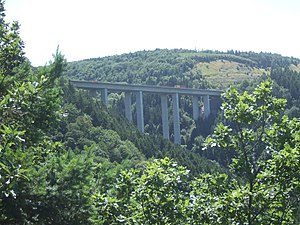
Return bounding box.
[29,148,97,225]
[0,0,30,208]
[0,1,70,222]
[92,79,300,224]
[0,0,25,92]
[205,80,300,224]
[93,158,190,224]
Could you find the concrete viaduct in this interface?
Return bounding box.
[70,80,222,144]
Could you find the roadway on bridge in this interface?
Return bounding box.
[70,80,222,96]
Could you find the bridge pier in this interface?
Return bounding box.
[203,95,210,118]
[136,91,144,133]
[101,88,108,105]
[161,94,169,140]
[192,96,199,120]
[124,92,132,122]
[72,81,222,145]
[172,93,181,144]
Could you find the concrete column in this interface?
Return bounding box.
[101,88,108,105]
[192,95,199,120]
[124,92,132,122]
[172,93,181,144]
[203,95,210,119]
[161,94,169,139]
[136,91,144,133]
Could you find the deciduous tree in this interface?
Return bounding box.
[205,80,300,224]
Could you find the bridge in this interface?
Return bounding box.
[70,80,222,144]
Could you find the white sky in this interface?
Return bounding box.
[5,0,300,66]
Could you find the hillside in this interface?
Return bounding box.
[63,50,300,223]
[66,49,300,89]
[195,60,269,88]
[61,82,225,176]
[65,49,300,150]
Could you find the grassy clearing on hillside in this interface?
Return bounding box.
[195,60,269,89]
[178,52,256,65]
[290,63,300,73]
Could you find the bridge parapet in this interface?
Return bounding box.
[70,80,222,96]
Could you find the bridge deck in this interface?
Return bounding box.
[70,80,222,96]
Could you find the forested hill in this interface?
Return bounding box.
[65,49,300,146]
[66,48,300,89]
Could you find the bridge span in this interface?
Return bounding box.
[70,80,222,144]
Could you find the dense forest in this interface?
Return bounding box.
[1,0,300,224]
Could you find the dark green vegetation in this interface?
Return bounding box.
[1,0,300,223]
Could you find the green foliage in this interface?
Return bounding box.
[205,81,300,224]
[93,158,190,224]
[0,52,65,206]
[28,148,97,225]
[271,66,300,118]
[93,133,300,224]
[0,2,80,223]
[0,1,33,213]
[0,1,25,85]
[66,49,207,87]
[188,173,237,224]
[131,158,189,224]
